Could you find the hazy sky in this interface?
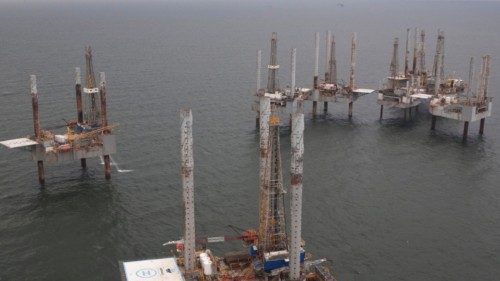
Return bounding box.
[1,0,498,3]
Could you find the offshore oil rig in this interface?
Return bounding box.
[377,29,492,141]
[121,50,336,281]
[377,28,429,120]
[307,31,375,118]
[429,54,492,141]
[251,32,309,128]
[0,47,116,184]
[252,32,375,129]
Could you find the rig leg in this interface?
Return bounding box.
[409,107,412,119]
[323,102,328,113]
[463,121,469,142]
[404,108,407,121]
[312,101,317,117]
[37,160,45,185]
[416,104,419,113]
[431,116,437,130]
[80,158,87,169]
[104,155,111,179]
[348,101,353,118]
[479,118,485,135]
[379,105,384,120]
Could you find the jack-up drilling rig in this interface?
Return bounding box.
[0,47,117,184]
[120,61,336,281]
[307,31,375,118]
[252,33,313,128]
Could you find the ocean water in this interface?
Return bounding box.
[1,1,500,280]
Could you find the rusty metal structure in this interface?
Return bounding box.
[374,28,493,141]
[180,109,197,276]
[252,33,310,128]
[1,47,117,184]
[121,103,336,281]
[377,29,468,121]
[377,28,429,120]
[308,32,375,118]
[430,54,492,141]
[252,32,375,129]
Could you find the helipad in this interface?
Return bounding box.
[120,257,184,281]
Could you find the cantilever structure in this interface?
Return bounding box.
[0,47,116,185]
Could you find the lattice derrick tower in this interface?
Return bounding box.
[84,46,101,126]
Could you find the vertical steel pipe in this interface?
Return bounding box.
[75,67,86,168]
[404,28,410,75]
[289,112,304,281]
[180,108,196,273]
[31,75,41,140]
[99,72,111,179]
[258,97,271,252]
[463,121,469,142]
[313,32,319,117]
[290,48,296,92]
[31,75,44,185]
[256,50,262,128]
[349,33,357,90]
[75,67,84,123]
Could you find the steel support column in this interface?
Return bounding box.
[31,75,44,185]
[180,108,196,274]
[289,112,304,281]
[463,121,469,142]
[75,67,86,168]
[479,118,485,135]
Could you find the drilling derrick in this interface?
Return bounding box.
[258,57,287,256]
[432,30,445,81]
[267,32,280,95]
[327,36,337,85]
[258,35,289,254]
[389,38,400,90]
[84,46,101,127]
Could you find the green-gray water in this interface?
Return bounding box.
[1,1,499,280]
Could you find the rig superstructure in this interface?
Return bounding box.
[0,47,116,184]
[252,33,310,128]
[430,54,492,141]
[376,28,492,141]
[252,32,376,129]
[307,31,375,118]
[121,52,336,281]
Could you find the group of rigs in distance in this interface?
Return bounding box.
[252,29,492,143]
[0,28,493,185]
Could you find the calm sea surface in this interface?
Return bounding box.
[1,1,500,280]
